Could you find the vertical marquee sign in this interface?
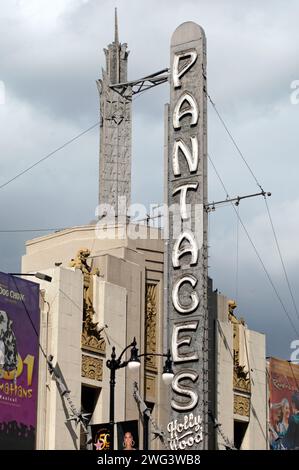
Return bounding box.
[165,22,208,450]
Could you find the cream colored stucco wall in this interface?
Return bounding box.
[35,267,83,449]
[216,294,267,450]
[22,223,166,450]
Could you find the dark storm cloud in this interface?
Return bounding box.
[3,0,298,124]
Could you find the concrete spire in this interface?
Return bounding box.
[114,7,119,44]
[97,9,131,217]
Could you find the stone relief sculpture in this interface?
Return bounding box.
[228,300,251,416]
[69,249,105,353]
[145,284,158,370]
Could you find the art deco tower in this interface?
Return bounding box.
[97,9,132,217]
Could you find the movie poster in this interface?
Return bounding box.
[117,420,139,451]
[268,357,299,450]
[90,422,113,451]
[0,272,40,449]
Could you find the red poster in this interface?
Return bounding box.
[268,357,299,450]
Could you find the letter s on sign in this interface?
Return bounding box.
[171,369,199,411]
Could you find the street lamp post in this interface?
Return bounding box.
[136,350,173,450]
[106,337,139,451]
[106,339,173,450]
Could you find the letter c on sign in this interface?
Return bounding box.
[172,275,199,314]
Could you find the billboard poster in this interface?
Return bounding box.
[268,357,299,450]
[90,422,113,451]
[0,272,40,449]
[117,420,139,451]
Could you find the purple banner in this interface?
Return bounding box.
[0,272,40,449]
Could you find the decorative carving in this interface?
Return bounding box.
[81,355,103,381]
[104,88,130,125]
[234,394,250,417]
[145,284,158,370]
[145,375,156,402]
[228,300,251,394]
[69,248,99,311]
[99,79,132,214]
[234,365,251,393]
[69,248,106,353]
[228,300,245,326]
[81,332,106,354]
[228,299,238,323]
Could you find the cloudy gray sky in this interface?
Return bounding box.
[1,0,299,359]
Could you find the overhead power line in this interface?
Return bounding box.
[0,121,99,192]
[206,88,299,328]
[208,153,299,338]
[264,197,299,323]
[0,228,67,233]
[205,90,264,192]
[0,214,164,234]
[235,205,239,303]
[0,81,153,195]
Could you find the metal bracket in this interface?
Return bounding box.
[205,191,271,212]
[110,68,169,100]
